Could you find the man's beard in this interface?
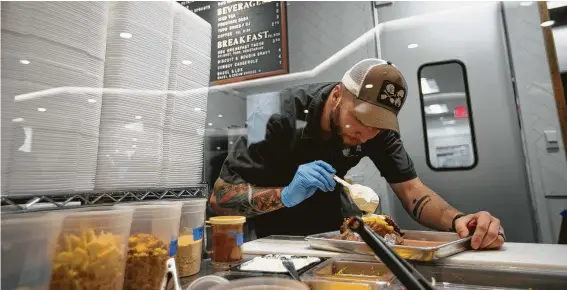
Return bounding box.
[329,108,348,148]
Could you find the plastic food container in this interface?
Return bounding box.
[209,216,246,268]
[49,207,134,290]
[118,202,183,290]
[1,212,63,290]
[209,277,309,290]
[186,275,229,290]
[176,199,207,277]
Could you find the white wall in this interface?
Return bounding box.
[503,2,567,243]
[376,1,487,23]
[552,26,567,72]
[287,2,376,79]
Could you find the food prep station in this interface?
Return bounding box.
[3,196,567,290]
[176,234,567,290]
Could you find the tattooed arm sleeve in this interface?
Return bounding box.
[209,178,285,218]
[390,177,463,231]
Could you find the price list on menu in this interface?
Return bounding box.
[179,1,289,84]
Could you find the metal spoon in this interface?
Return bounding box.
[281,258,301,281]
[334,175,379,214]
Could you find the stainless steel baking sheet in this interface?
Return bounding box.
[305,230,471,261]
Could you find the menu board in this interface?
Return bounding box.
[178,1,289,85]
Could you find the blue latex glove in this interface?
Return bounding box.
[282,160,337,207]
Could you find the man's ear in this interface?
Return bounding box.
[333,84,342,103]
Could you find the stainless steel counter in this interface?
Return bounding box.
[173,237,567,289]
[241,236,567,271]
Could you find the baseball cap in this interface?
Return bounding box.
[341,59,408,134]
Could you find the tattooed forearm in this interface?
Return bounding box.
[410,190,460,231]
[417,198,431,220]
[412,192,461,231]
[412,195,432,218]
[209,178,285,218]
[440,203,451,215]
[392,178,462,231]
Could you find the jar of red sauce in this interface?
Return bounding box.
[208,216,246,268]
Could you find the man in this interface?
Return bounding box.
[209,59,505,250]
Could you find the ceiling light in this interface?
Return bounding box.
[229,141,234,145]
[37,107,47,112]
[424,104,449,115]
[519,1,532,6]
[87,98,97,103]
[365,84,373,89]
[216,146,221,150]
[182,60,192,65]
[194,107,202,112]
[541,20,555,27]
[407,43,419,49]
[218,114,223,118]
[12,117,24,123]
[303,109,309,114]
[120,32,133,39]
[135,115,142,119]
[208,123,213,126]
[19,59,30,65]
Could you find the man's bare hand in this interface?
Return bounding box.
[454,211,504,250]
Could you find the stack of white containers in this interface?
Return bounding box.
[96,2,175,190]
[159,4,212,187]
[9,89,103,194]
[1,2,108,195]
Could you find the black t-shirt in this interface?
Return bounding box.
[218,82,417,238]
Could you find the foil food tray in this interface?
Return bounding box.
[301,258,540,290]
[306,230,471,261]
[301,258,397,290]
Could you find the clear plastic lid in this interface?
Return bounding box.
[209,277,309,290]
[186,275,229,290]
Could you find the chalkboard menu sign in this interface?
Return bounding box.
[178,1,289,85]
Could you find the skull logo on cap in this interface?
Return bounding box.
[381,84,405,108]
